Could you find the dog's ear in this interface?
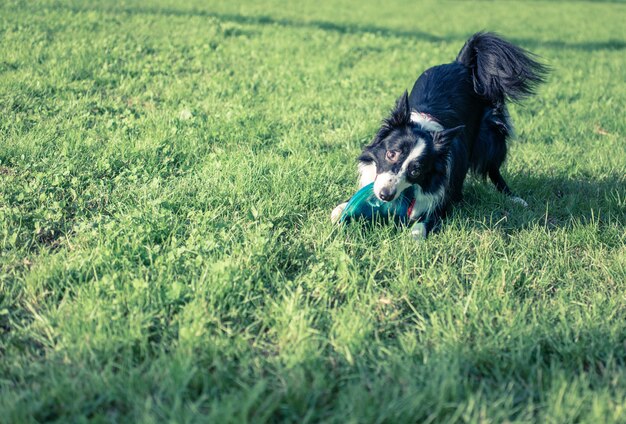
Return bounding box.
[369,91,411,149]
[387,90,411,128]
[357,150,375,164]
[364,126,387,150]
[432,125,464,149]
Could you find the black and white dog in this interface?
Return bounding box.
[332,32,547,239]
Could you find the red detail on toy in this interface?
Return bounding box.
[407,198,416,219]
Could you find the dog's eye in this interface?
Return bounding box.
[386,150,400,162]
[409,168,419,178]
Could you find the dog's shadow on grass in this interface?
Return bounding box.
[335,172,624,245]
[460,172,625,234]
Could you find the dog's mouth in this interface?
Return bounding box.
[374,187,398,202]
[374,172,405,202]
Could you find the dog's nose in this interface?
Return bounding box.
[379,187,396,202]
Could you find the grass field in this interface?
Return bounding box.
[1,0,625,422]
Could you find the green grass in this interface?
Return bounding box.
[1,0,625,422]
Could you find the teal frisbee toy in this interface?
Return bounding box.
[339,183,416,225]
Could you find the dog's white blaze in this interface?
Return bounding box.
[400,141,426,175]
[373,140,426,200]
[358,162,377,188]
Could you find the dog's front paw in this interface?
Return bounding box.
[410,222,427,240]
[511,196,528,208]
[331,202,348,224]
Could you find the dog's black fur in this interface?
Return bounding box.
[351,32,548,238]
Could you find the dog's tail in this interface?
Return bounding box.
[456,32,548,105]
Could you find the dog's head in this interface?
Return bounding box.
[359,91,463,201]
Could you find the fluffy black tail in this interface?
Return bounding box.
[457,32,548,105]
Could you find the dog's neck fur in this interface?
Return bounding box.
[410,111,444,132]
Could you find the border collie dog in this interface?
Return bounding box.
[332,32,548,239]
